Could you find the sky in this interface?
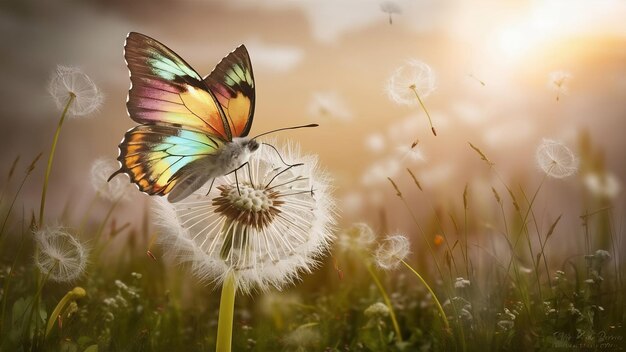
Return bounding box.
[1,0,625,241]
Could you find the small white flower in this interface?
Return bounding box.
[454,277,471,289]
[536,139,578,178]
[34,226,88,282]
[49,65,103,117]
[364,302,390,318]
[387,60,436,106]
[374,234,410,270]
[336,223,377,252]
[154,142,335,293]
[91,158,135,202]
[547,70,572,101]
[584,172,621,199]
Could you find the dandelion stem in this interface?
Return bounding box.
[410,86,436,136]
[39,93,75,226]
[45,287,86,338]
[401,260,450,330]
[216,272,237,352]
[365,263,403,343]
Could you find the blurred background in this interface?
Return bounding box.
[1,0,625,249]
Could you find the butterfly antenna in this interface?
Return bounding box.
[251,123,319,140]
[262,143,301,168]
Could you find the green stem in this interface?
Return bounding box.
[45,287,86,338]
[0,228,26,336]
[0,171,31,241]
[39,93,75,227]
[410,86,436,136]
[401,260,450,330]
[365,263,403,343]
[216,273,237,352]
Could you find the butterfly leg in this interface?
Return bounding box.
[225,162,250,196]
[264,163,304,188]
[205,178,216,197]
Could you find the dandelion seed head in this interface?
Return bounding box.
[374,234,410,270]
[91,158,134,202]
[584,172,621,199]
[387,60,436,106]
[49,65,103,117]
[547,70,572,94]
[536,139,578,178]
[336,222,376,251]
[34,226,88,282]
[364,302,390,318]
[154,142,335,293]
[380,1,401,15]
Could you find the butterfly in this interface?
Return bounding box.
[109,32,260,203]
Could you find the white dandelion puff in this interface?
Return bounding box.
[49,66,103,117]
[380,1,402,25]
[374,234,410,270]
[34,226,88,282]
[584,172,621,199]
[154,142,335,293]
[547,70,572,101]
[364,302,390,318]
[536,139,579,179]
[91,158,135,202]
[336,222,377,252]
[387,60,437,136]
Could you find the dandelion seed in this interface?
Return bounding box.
[395,142,426,163]
[584,172,621,199]
[364,302,390,318]
[365,133,386,153]
[387,60,437,135]
[49,65,103,117]
[547,70,572,101]
[34,226,88,282]
[336,223,376,252]
[307,91,353,121]
[154,142,335,293]
[91,158,135,202]
[536,139,578,178]
[374,234,410,270]
[380,1,402,25]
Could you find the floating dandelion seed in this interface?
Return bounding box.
[584,172,621,199]
[536,139,578,179]
[374,234,410,270]
[396,141,426,163]
[336,222,376,251]
[91,158,135,202]
[547,70,572,101]
[380,1,402,25]
[154,142,335,293]
[308,91,353,121]
[365,133,386,153]
[387,60,437,136]
[34,226,88,282]
[49,65,103,117]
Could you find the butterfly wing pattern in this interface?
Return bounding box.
[111,32,255,200]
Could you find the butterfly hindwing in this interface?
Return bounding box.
[125,32,232,140]
[112,124,223,196]
[204,45,255,138]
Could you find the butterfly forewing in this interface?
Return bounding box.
[125,32,232,140]
[114,124,223,196]
[204,45,255,137]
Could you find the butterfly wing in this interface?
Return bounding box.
[203,45,255,138]
[125,32,232,140]
[110,124,224,198]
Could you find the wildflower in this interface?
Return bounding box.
[387,60,437,135]
[91,158,134,202]
[364,302,390,318]
[336,223,376,251]
[547,70,572,101]
[584,172,621,199]
[594,249,611,263]
[374,234,410,270]
[380,1,402,25]
[308,91,353,121]
[34,226,88,282]
[454,277,471,289]
[154,142,335,293]
[536,139,578,178]
[365,133,386,153]
[49,65,103,117]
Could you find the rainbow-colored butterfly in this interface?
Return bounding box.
[110,32,259,202]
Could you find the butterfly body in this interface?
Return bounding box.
[110,32,257,202]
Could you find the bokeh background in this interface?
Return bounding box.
[1,0,625,247]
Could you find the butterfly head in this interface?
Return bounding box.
[232,137,259,153]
